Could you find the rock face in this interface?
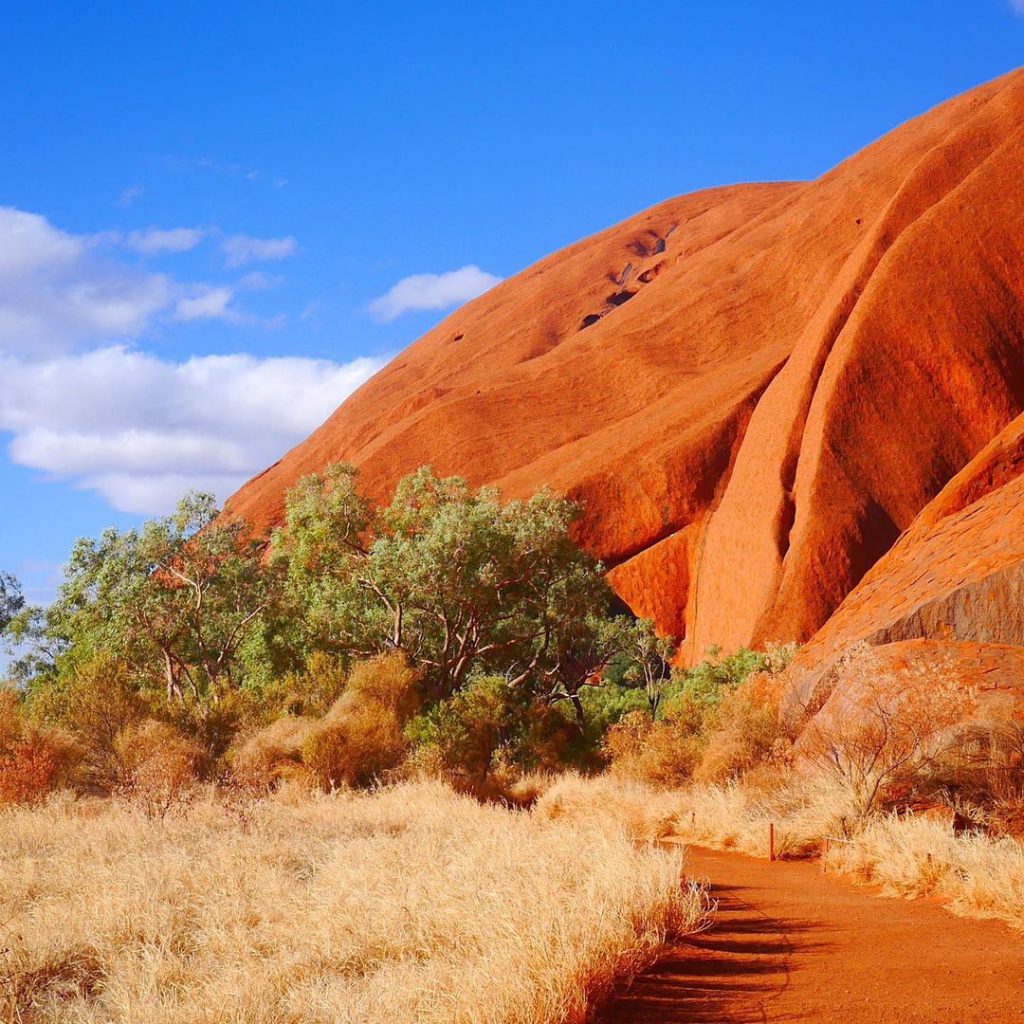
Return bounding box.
[788,412,1024,697]
[227,68,1024,667]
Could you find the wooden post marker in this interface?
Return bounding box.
[769,822,776,862]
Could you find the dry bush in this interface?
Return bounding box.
[0,734,80,807]
[695,672,791,782]
[264,650,349,719]
[0,689,21,749]
[0,690,81,806]
[926,721,1024,823]
[603,710,701,788]
[228,715,316,792]
[302,654,421,790]
[800,644,973,816]
[534,773,682,843]
[27,657,146,791]
[825,813,1024,931]
[113,720,204,817]
[0,781,707,1024]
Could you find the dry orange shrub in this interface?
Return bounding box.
[227,654,422,792]
[229,714,316,791]
[302,654,421,789]
[696,671,791,782]
[603,710,700,787]
[0,690,80,806]
[800,644,974,816]
[114,720,204,817]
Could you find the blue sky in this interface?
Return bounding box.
[1,1,1022,608]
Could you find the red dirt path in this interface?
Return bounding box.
[597,846,1024,1023]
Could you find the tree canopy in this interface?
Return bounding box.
[274,464,616,701]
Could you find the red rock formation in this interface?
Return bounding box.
[789,412,1024,695]
[227,68,1024,666]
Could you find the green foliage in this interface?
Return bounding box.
[578,679,650,733]
[601,618,675,715]
[597,642,799,786]
[0,571,24,635]
[7,464,703,785]
[275,464,614,701]
[660,645,786,719]
[15,493,287,704]
[407,675,520,779]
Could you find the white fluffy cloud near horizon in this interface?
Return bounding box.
[0,347,385,514]
[367,264,501,322]
[0,204,388,516]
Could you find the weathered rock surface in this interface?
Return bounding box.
[791,412,1024,690]
[227,67,1024,668]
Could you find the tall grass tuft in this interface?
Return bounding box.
[0,780,707,1024]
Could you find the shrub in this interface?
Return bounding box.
[228,715,316,792]
[257,650,349,720]
[604,709,702,788]
[695,672,791,782]
[0,734,80,806]
[26,657,146,791]
[302,654,421,790]
[800,644,974,817]
[0,689,81,805]
[114,720,204,817]
[406,675,516,781]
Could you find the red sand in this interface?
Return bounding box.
[597,846,1024,1023]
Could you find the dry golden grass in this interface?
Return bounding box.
[666,773,857,858]
[824,813,1024,931]
[658,772,1024,932]
[534,773,682,844]
[0,779,706,1024]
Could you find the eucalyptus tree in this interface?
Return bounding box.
[275,464,615,701]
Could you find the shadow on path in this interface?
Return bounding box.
[597,881,826,1024]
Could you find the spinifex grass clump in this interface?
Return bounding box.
[0,781,707,1024]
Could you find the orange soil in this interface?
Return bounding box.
[597,846,1024,1023]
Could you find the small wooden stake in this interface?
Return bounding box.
[769,822,776,862]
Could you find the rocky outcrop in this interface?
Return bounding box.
[790,413,1024,691]
[226,68,1024,669]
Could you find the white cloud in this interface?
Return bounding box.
[0,207,299,352]
[0,207,174,355]
[117,186,143,208]
[124,227,205,254]
[0,346,385,514]
[221,234,297,267]
[367,265,502,322]
[174,285,238,322]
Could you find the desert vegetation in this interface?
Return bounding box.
[3,464,1024,1024]
[0,467,714,1022]
[0,781,706,1024]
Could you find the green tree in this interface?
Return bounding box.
[0,571,24,635]
[613,617,676,717]
[275,464,613,701]
[22,494,284,704]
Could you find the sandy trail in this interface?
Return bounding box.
[597,845,1024,1023]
